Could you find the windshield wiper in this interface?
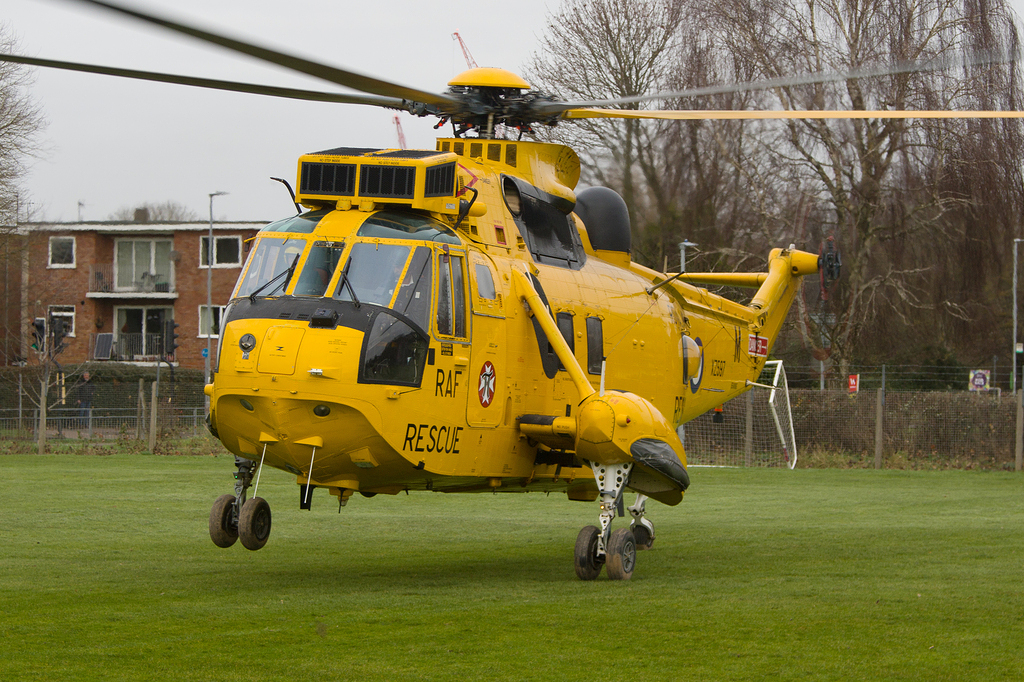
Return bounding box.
[336,259,361,308]
[249,254,299,303]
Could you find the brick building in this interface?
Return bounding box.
[0,219,265,370]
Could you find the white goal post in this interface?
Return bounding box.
[682,360,798,468]
[764,360,798,469]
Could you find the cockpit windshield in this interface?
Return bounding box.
[334,243,410,307]
[234,237,306,298]
[293,241,344,297]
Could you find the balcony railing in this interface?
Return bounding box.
[89,265,175,294]
[90,332,173,363]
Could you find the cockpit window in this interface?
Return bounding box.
[392,247,433,332]
[233,237,305,298]
[260,209,330,234]
[334,243,411,307]
[357,211,461,244]
[293,241,344,297]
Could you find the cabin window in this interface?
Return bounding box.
[586,317,603,374]
[233,237,305,298]
[359,311,429,387]
[554,312,575,371]
[473,263,496,300]
[358,211,461,243]
[48,237,76,268]
[436,252,466,338]
[293,241,345,297]
[334,243,411,307]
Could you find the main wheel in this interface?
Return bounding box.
[209,494,238,548]
[238,497,272,551]
[605,528,637,581]
[631,522,654,551]
[574,525,604,580]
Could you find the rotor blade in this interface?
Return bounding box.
[562,108,1024,120]
[536,49,1018,115]
[63,0,459,109]
[0,53,407,108]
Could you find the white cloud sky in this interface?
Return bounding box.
[6,0,1024,222]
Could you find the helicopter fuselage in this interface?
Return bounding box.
[207,138,815,505]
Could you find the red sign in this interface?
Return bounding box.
[848,374,860,393]
[747,335,769,358]
[478,362,496,407]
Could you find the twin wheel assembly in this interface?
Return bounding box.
[208,457,272,551]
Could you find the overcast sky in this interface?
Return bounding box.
[6,0,1024,223]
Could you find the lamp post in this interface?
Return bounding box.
[678,239,697,273]
[1014,239,1023,393]
[207,192,227,399]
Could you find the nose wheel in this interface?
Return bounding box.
[209,456,272,551]
[574,462,641,580]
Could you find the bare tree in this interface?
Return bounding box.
[108,200,200,222]
[0,25,45,226]
[702,0,1024,371]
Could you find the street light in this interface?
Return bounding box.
[207,191,228,396]
[1014,239,1024,393]
[678,239,697,273]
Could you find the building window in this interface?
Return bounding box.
[115,239,173,291]
[199,305,224,338]
[114,306,173,359]
[48,305,76,338]
[48,237,76,268]
[201,236,242,267]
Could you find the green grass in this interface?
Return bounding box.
[1,455,1022,681]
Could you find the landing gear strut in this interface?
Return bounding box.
[208,456,272,551]
[574,462,638,581]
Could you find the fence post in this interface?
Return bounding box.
[874,387,884,469]
[37,377,47,456]
[745,390,754,466]
[87,407,93,439]
[18,373,23,432]
[1015,389,1023,473]
[148,381,158,452]
[136,378,145,439]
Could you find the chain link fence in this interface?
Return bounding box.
[2,363,1021,468]
[0,365,208,444]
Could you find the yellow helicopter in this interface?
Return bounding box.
[6,0,1022,580]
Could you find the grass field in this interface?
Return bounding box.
[1,454,1022,681]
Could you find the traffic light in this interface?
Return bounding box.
[31,318,45,351]
[164,319,180,359]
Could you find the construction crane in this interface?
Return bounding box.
[392,115,407,149]
[451,32,478,69]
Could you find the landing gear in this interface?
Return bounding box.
[209,494,238,548]
[238,497,272,550]
[574,525,603,580]
[209,456,272,551]
[574,461,637,581]
[628,494,655,550]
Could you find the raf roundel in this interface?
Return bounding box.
[478,362,496,408]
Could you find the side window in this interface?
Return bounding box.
[586,317,603,374]
[555,312,575,371]
[436,252,467,338]
[473,263,496,299]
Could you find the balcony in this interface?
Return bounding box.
[87,265,177,299]
[90,332,175,363]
